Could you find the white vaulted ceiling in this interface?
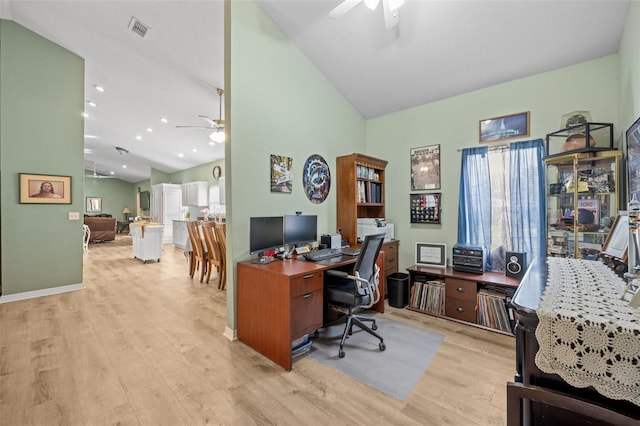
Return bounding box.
[1,0,630,182]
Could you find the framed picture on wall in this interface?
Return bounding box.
[410,193,441,224]
[479,111,530,143]
[19,173,71,204]
[271,154,293,193]
[410,145,440,190]
[626,117,640,202]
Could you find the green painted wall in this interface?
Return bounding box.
[367,55,620,272]
[0,20,85,295]
[618,0,640,132]
[169,159,225,184]
[83,177,137,218]
[228,1,366,330]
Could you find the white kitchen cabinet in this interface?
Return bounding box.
[173,220,188,249]
[151,183,182,244]
[181,181,208,206]
[130,223,164,263]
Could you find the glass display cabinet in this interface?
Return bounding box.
[545,150,621,259]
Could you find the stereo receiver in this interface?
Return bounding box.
[452,245,485,274]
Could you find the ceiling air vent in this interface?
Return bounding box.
[128,17,150,39]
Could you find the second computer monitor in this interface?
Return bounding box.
[283,214,317,246]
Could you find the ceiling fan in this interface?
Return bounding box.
[86,161,117,179]
[329,0,404,30]
[176,88,225,143]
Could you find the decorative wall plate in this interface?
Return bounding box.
[302,154,330,204]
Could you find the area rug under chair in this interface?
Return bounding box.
[307,315,444,400]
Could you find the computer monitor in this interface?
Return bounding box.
[249,216,284,255]
[283,214,317,246]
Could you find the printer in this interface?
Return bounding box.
[357,218,394,242]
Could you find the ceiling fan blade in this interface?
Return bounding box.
[382,0,400,29]
[175,125,216,129]
[329,0,362,18]
[197,115,216,125]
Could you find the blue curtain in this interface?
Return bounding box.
[457,146,493,270]
[509,139,547,263]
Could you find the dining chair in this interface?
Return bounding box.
[201,221,222,286]
[82,224,91,253]
[186,221,207,282]
[213,222,227,290]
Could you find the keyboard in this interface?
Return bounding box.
[304,248,343,262]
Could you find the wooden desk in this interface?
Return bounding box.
[237,254,385,371]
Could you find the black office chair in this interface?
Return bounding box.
[323,233,386,358]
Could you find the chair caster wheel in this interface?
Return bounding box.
[339,349,345,358]
[379,342,386,351]
[372,323,377,331]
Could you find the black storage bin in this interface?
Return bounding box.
[387,272,409,308]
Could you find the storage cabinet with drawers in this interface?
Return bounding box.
[406,264,520,335]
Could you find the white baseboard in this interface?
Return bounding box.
[0,283,85,304]
[223,326,237,341]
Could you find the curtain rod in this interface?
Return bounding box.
[456,143,509,152]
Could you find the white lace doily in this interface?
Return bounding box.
[535,258,640,406]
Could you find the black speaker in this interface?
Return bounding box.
[505,251,526,280]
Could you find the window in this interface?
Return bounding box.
[458,140,546,271]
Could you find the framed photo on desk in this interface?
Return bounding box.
[416,242,447,267]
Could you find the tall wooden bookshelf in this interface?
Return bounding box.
[336,153,399,294]
[336,153,388,246]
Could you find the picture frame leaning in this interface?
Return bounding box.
[19,173,71,204]
[415,242,447,268]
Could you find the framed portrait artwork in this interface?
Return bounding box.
[410,145,440,190]
[415,242,447,267]
[479,111,530,143]
[19,173,71,204]
[626,116,640,202]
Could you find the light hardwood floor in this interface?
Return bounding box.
[0,235,516,425]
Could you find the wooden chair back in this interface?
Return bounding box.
[187,221,207,282]
[213,222,227,290]
[201,221,222,286]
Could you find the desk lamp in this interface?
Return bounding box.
[122,207,131,222]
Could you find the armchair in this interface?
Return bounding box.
[323,233,387,358]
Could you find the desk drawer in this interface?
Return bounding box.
[382,241,398,273]
[291,272,323,298]
[445,278,477,302]
[445,297,476,323]
[291,289,323,338]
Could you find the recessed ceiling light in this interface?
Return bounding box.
[94,84,105,92]
[146,127,153,133]
[110,171,115,175]
[178,153,184,158]
[84,134,97,139]
[192,148,197,152]
[160,117,168,123]
[87,101,97,107]
[84,148,93,154]
[82,112,89,118]
[208,141,215,146]
[122,165,127,169]
[135,135,142,140]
